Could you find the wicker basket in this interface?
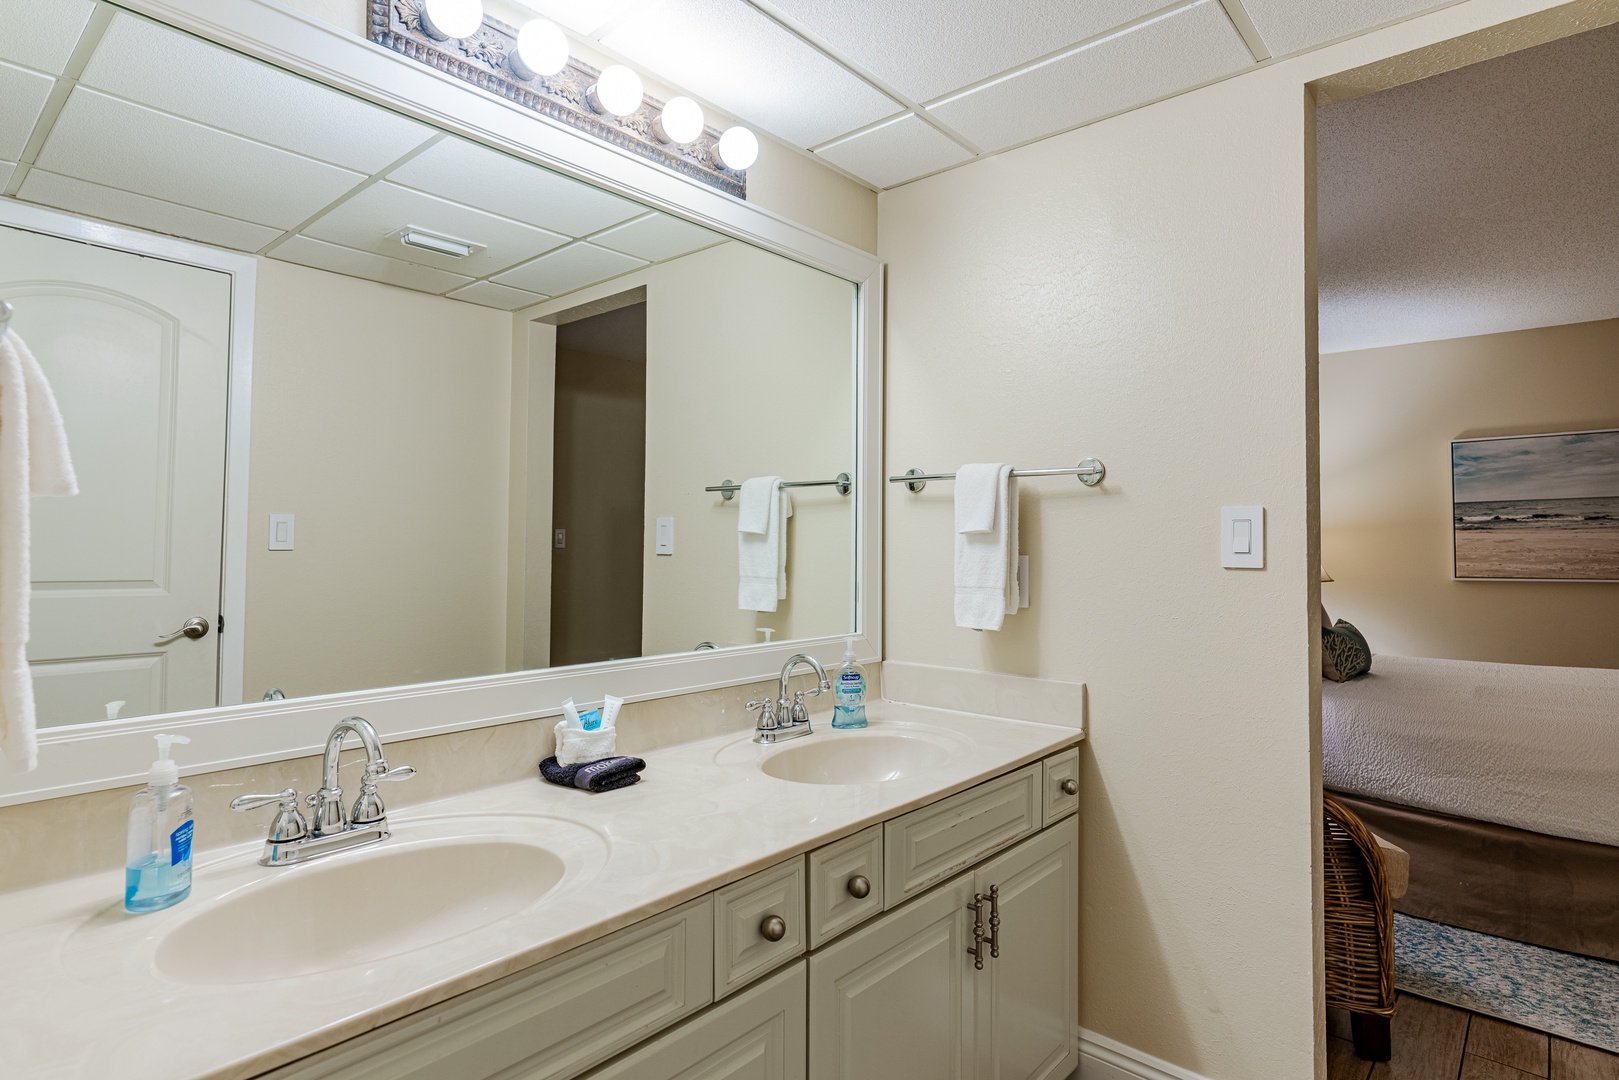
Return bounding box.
[1323,792,1395,1018]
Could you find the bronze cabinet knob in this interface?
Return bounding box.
[759,914,787,942]
[846,874,871,899]
[1060,778,1078,796]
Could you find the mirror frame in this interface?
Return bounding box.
[1,0,883,806]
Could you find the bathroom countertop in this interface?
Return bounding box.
[0,702,1082,1080]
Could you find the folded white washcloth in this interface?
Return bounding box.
[554,721,618,765]
[954,464,1019,631]
[738,476,792,612]
[1,328,79,773]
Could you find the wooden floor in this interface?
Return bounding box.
[1328,995,1619,1080]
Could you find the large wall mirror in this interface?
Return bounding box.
[0,1,868,756]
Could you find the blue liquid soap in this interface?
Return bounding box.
[831,640,868,729]
[125,851,192,913]
[124,734,195,914]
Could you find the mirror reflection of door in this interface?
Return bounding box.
[549,302,648,666]
[1,224,232,727]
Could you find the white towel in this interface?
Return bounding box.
[0,328,79,772]
[738,476,792,612]
[954,464,1019,631]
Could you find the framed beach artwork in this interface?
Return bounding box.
[1452,428,1619,581]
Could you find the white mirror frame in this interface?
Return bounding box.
[0,0,883,806]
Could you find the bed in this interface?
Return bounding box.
[1322,654,1619,961]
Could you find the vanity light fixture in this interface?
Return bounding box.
[419,0,484,40]
[400,228,477,258]
[654,97,705,145]
[717,126,760,171]
[510,18,569,80]
[588,64,644,118]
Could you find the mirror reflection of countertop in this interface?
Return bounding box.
[0,701,1082,1080]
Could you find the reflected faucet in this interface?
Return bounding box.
[749,654,831,744]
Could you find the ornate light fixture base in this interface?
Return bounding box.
[370,1,747,200]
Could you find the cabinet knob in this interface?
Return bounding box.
[1060,778,1078,796]
[759,914,787,942]
[846,874,871,899]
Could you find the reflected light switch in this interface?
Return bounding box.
[1220,506,1264,569]
[655,517,674,555]
[269,514,294,551]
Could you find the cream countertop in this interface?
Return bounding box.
[0,701,1081,1080]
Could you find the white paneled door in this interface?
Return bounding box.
[0,223,232,727]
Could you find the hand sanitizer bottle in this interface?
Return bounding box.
[125,734,195,913]
[831,639,868,729]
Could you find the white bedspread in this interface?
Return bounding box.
[1322,654,1619,847]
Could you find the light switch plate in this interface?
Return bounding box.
[268,514,294,551]
[1221,506,1264,569]
[655,517,674,555]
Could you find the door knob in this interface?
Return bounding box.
[846,874,871,899]
[759,914,787,942]
[156,617,211,643]
[1061,779,1078,796]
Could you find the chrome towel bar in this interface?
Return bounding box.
[888,458,1105,493]
[707,473,853,501]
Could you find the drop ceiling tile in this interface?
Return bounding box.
[387,136,645,237]
[17,170,283,251]
[302,181,570,276]
[927,0,1253,153]
[815,114,975,189]
[493,241,648,297]
[602,0,900,148]
[273,235,475,294]
[0,162,14,189]
[80,13,436,172]
[507,0,649,36]
[1240,0,1450,57]
[590,212,725,261]
[0,60,55,161]
[448,281,550,310]
[35,89,366,229]
[759,0,1170,104]
[0,0,94,74]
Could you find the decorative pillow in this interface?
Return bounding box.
[1322,620,1372,682]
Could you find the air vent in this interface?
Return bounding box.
[399,228,478,259]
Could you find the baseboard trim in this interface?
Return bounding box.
[1079,1029,1214,1080]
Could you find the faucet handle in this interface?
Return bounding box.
[747,698,779,729]
[230,788,309,843]
[351,762,415,826]
[368,764,416,783]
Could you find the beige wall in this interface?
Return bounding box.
[245,257,513,699]
[877,1,1608,1076]
[1322,318,1619,668]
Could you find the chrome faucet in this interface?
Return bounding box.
[231,716,415,866]
[749,654,831,744]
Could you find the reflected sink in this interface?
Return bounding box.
[154,837,567,985]
[761,733,949,785]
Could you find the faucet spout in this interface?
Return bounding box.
[312,716,387,835]
[779,653,830,706]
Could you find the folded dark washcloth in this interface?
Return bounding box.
[539,755,646,792]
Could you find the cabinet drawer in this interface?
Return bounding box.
[807,825,884,948]
[583,961,806,1080]
[714,857,806,999]
[1042,747,1080,825]
[884,763,1041,906]
[262,898,713,1080]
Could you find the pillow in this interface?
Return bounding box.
[1322,619,1372,682]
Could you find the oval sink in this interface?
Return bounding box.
[761,734,949,785]
[154,838,566,985]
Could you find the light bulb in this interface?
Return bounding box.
[717,126,759,170]
[588,64,644,117]
[511,19,568,79]
[655,96,704,144]
[421,0,483,40]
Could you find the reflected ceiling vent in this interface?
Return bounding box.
[398,227,481,259]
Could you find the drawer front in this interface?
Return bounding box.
[264,898,714,1080]
[714,857,807,999]
[883,763,1041,906]
[807,825,884,948]
[1042,747,1080,826]
[583,960,806,1080]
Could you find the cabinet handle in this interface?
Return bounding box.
[1061,778,1078,796]
[759,914,787,942]
[987,883,1001,959]
[967,893,988,970]
[846,874,871,899]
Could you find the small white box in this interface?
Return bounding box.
[655,517,675,555]
[1220,506,1264,569]
[268,514,294,551]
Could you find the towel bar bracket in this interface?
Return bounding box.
[891,458,1106,493]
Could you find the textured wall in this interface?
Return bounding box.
[1322,319,1619,668]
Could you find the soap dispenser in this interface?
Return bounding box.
[125,734,195,913]
[831,639,868,729]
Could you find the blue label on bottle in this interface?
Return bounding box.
[580,709,602,731]
[170,819,194,866]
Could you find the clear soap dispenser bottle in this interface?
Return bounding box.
[831,639,868,729]
[125,734,195,913]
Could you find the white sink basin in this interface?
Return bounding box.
[154,835,569,985]
[760,733,950,785]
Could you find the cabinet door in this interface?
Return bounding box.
[582,961,805,1080]
[809,872,977,1080]
[972,818,1079,1080]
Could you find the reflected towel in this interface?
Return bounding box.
[0,328,78,773]
[738,476,792,612]
[539,755,645,792]
[953,464,1019,631]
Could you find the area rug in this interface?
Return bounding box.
[1395,913,1619,1052]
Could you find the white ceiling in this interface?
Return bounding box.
[1318,20,1619,354]
[515,0,1457,189]
[0,5,727,311]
